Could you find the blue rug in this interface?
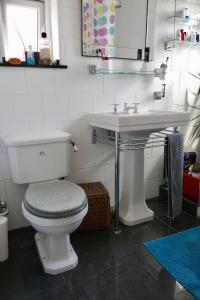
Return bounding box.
[144,226,200,299]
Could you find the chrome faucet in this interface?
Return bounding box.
[123,102,140,114]
[111,104,119,114]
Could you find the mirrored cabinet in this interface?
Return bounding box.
[81,0,157,61]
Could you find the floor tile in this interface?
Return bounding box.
[0,199,197,300]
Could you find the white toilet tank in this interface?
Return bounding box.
[4,131,71,184]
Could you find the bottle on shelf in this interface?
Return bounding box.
[26,45,35,65]
[196,32,199,43]
[180,29,185,41]
[39,32,52,65]
[176,29,181,41]
[190,31,196,43]
[183,8,190,19]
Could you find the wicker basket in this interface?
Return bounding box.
[78,182,110,231]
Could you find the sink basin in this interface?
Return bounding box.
[88,110,190,132]
[88,109,190,227]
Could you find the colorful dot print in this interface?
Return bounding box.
[82,0,115,57]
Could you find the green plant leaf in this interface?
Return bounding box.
[191,114,200,121]
[188,72,200,80]
[192,125,200,140]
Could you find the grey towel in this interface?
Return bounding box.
[166,133,184,218]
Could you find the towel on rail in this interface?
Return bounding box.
[166,132,184,218]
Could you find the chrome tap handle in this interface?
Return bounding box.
[111,104,119,114]
[123,102,128,112]
[132,103,140,113]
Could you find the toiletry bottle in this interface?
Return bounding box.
[137,49,143,60]
[160,62,167,80]
[183,8,189,19]
[39,32,52,65]
[191,31,195,43]
[27,45,35,65]
[180,29,185,41]
[196,32,199,43]
[144,47,150,62]
[187,27,191,41]
[176,29,181,41]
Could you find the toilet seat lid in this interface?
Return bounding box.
[24,180,87,218]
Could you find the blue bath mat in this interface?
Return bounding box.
[144,226,200,299]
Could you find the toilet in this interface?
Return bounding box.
[4,131,88,275]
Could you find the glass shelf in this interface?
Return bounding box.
[167,0,200,4]
[165,39,200,50]
[168,16,200,27]
[88,65,156,76]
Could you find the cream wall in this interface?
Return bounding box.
[0,0,199,230]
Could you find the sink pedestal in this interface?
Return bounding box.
[120,148,154,225]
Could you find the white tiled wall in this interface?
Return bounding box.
[0,0,198,230]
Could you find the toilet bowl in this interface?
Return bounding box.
[22,180,88,275]
[4,131,88,275]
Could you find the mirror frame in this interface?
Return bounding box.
[81,0,157,61]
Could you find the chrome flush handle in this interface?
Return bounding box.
[70,140,78,152]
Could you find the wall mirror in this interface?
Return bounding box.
[0,0,60,63]
[82,0,157,61]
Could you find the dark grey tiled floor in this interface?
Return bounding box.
[1,198,199,300]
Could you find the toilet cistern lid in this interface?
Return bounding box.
[4,130,71,147]
[24,181,87,218]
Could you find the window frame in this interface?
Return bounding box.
[2,0,45,59]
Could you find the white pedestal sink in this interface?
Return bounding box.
[88,110,190,230]
[120,131,155,226]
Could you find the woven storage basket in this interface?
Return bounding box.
[78,182,110,231]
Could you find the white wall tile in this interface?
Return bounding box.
[68,165,105,184]
[61,0,80,9]
[70,144,95,171]
[0,180,6,202]
[0,95,14,123]
[13,95,43,122]
[68,95,92,120]
[57,120,81,144]
[25,69,54,94]
[0,123,30,153]
[60,7,81,39]
[0,153,11,180]
[80,119,92,145]
[0,68,26,94]
[42,94,69,121]
[145,178,162,199]
[92,94,115,113]
[30,122,57,132]
[171,48,189,72]
[172,93,187,106]
[145,157,164,180]
[54,68,80,93]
